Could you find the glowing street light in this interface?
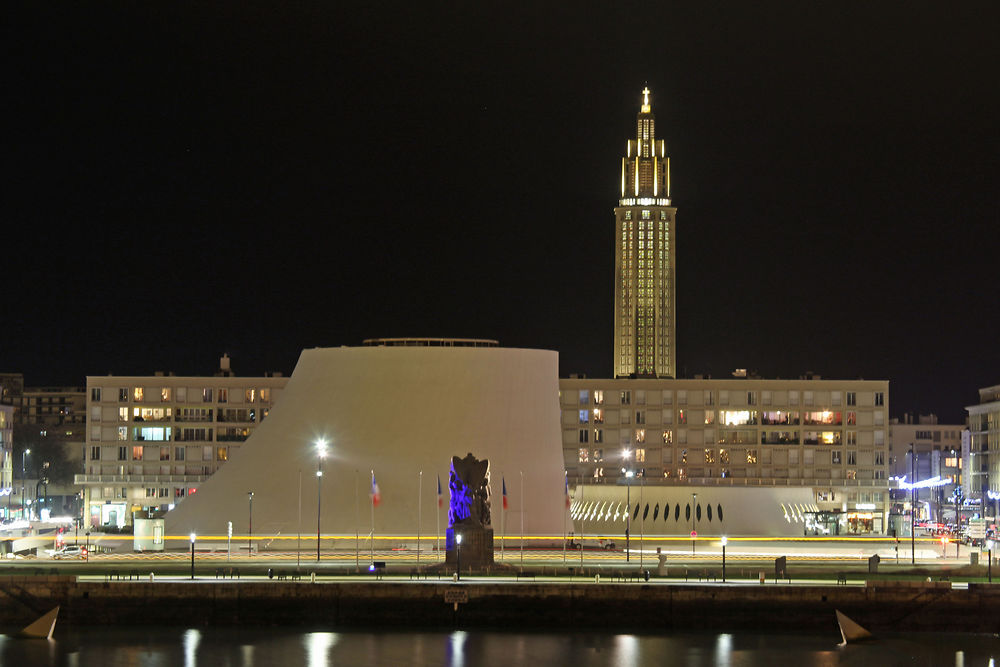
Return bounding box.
[190,532,196,580]
[21,449,30,520]
[455,533,463,581]
[247,491,254,557]
[622,468,634,562]
[315,438,328,562]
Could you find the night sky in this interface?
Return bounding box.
[5,3,998,423]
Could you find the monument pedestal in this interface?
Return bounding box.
[445,524,494,568]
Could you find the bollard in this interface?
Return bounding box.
[149,573,154,583]
[759,571,765,584]
[311,572,316,583]
[453,573,458,582]
[595,574,600,584]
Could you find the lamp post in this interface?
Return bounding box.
[622,467,633,562]
[190,533,196,580]
[247,491,254,557]
[21,449,30,520]
[692,492,698,555]
[456,533,462,581]
[910,445,915,565]
[315,439,327,562]
[987,540,994,583]
[721,536,727,582]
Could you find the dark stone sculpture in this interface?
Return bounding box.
[444,452,495,569]
[449,452,491,528]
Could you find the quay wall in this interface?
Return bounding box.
[2,577,1000,634]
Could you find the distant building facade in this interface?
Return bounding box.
[967,384,1000,515]
[889,414,965,525]
[614,88,677,379]
[561,376,890,533]
[77,356,287,528]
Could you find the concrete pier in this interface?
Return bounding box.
[2,576,1000,634]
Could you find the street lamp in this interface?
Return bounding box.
[622,448,632,563]
[692,492,698,555]
[456,533,462,581]
[21,449,30,520]
[721,536,728,582]
[987,539,994,583]
[190,533,196,580]
[315,439,327,562]
[910,445,916,565]
[247,491,254,557]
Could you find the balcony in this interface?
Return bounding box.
[74,473,208,485]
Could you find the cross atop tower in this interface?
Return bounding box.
[641,87,651,113]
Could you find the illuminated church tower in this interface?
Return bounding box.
[613,87,677,378]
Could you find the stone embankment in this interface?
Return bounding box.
[2,576,999,634]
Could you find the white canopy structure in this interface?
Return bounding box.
[165,345,567,542]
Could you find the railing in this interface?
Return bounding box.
[604,477,890,489]
[74,474,208,485]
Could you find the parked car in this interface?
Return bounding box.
[51,545,87,560]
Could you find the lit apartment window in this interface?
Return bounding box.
[217,447,228,462]
[704,410,715,425]
[678,410,687,425]
[579,448,589,462]
[635,429,646,444]
[161,388,171,402]
[133,387,144,402]
[160,447,170,461]
[846,470,857,480]
[202,388,213,403]
[245,388,256,403]
[593,390,604,405]
[578,410,589,424]
[662,430,673,444]
[635,448,646,462]
[593,409,604,424]
[132,446,144,460]
[704,449,715,464]
[117,427,127,441]
[746,450,758,464]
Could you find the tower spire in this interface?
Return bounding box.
[641,86,651,113]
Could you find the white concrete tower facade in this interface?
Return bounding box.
[614,87,677,378]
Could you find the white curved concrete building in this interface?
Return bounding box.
[165,345,567,544]
[570,484,819,539]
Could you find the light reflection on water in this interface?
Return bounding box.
[0,627,996,667]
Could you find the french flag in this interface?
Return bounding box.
[370,470,381,507]
[502,477,508,510]
[437,474,443,509]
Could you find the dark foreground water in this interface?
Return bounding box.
[0,626,997,667]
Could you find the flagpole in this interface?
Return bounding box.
[297,469,302,569]
[417,470,422,568]
[355,470,359,571]
[370,469,376,563]
[579,473,584,568]
[436,475,441,559]
[563,471,567,564]
[520,470,524,567]
[639,475,644,570]
[500,473,505,562]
